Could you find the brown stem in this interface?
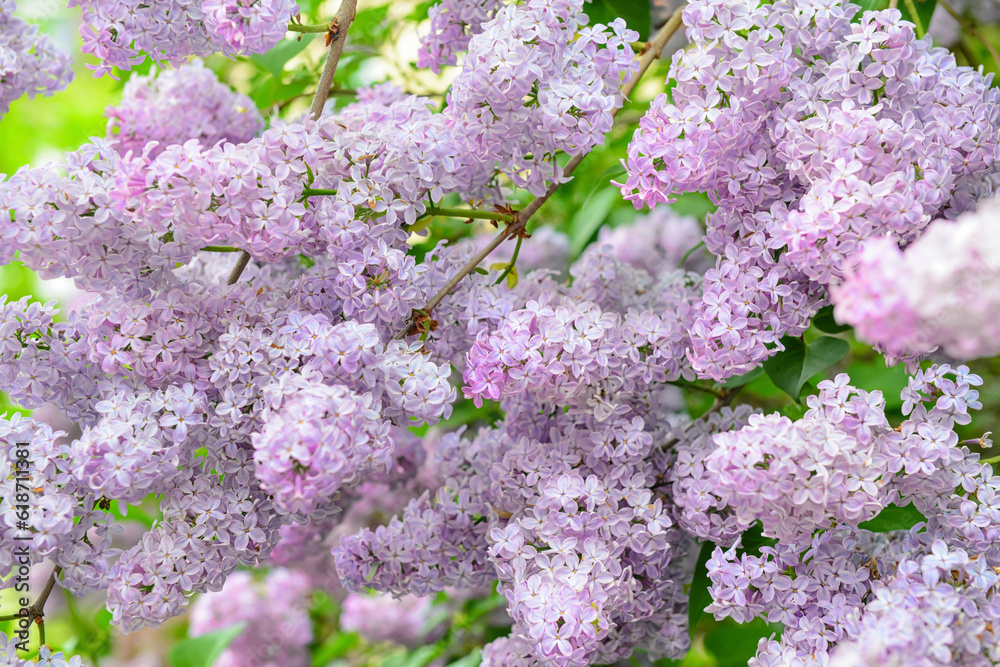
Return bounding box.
[226,251,252,286]
[0,565,65,642]
[228,0,360,287]
[393,5,686,339]
[309,0,360,121]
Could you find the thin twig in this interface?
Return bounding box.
[288,22,335,33]
[393,5,687,339]
[309,0,359,119]
[667,379,726,399]
[494,234,524,286]
[0,566,64,643]
[228,0,359,287]
[226,251,252,286]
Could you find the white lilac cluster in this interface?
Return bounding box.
[69,0,300,76]
[106,61,263,158]
[620,0,1000,380]
[832,196,1000,361]
[0,0,72,118]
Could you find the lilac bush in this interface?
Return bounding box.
[1,0,1000,665]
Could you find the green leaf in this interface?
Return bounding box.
[447,649,483,667]
[763,336,850,400]
[406,215,435,234]
[168,623,246,667]
[687,540,715,637]
[850,0,885,14]
[351,4,391,46]
[585,0,652,40]
[569,186,618,257]
[812,305,851,334]
[383,645,440,667]
[310,632,359,667]
[858,502,927,532]
[704,618,783,667]
[739,521,777,557]
[669,191,716,219]
[723,366,764,388]
[250,35,315,78]
[899,0,937,36]
[780,402,808,421]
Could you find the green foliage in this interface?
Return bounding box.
[899,0,938,36]
[585,0,653,40]
[811,305,851,334]
[168,623,246,667]
[251,35,316,78]
[858,502,927,532]
[703,618,782,667]
[569,186,619,257]
[722,366,764,388]
[763,336,850,401]
[311,632,359,666]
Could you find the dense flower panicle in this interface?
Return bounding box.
[460,218,703,413]
[447,0,640,196]
[417,0,503,73]
[0,0,73,118]
[339,592,433,645]
[620,0,1000,380]
[251,379,392,515]
[105,466,285,632]
[833,196,1000,360]
[335,214,722,666]
[671,364,1000,665]
[190,569,313,667]
[106,62,263,158]
[68,0,300,76]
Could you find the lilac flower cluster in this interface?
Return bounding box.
[674,365,1000,664]
[0,84,474,633]
[620,0,1000,380]
[448,0,640,195]
[335,213,717,666]
[417,0,503,73]
[68,0,300,76]
[833,195,1000,361]
[461,241,702,413]
[190,569,313,667]
[0,0,72,118]
[106,62,263,158]
[677,367,981,546]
